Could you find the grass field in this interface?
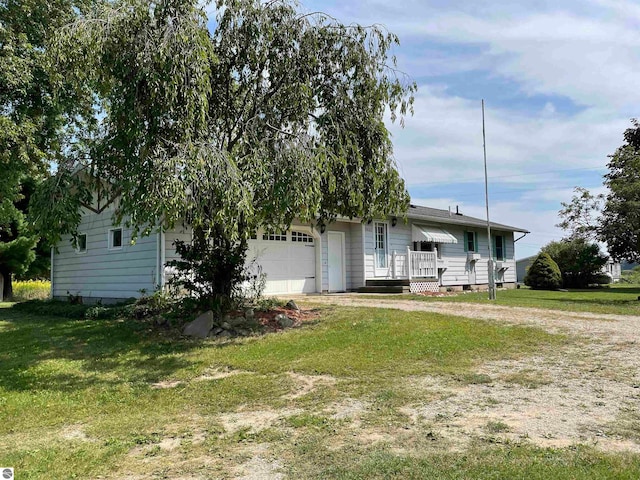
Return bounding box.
[1,302,640,478]
[365,285,640,316]
[7,280,50,302]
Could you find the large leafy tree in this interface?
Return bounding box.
[600,120,640,262]
[1,0,94,298]
[541,238,608,288]
[0,0,95,221]
[34,0,415,310]
[0,180,38,300]
[557,187,603,242]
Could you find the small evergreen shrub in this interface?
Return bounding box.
[524,253,562,290]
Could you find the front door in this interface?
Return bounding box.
[328,232,345,292]
[374,222,388,275]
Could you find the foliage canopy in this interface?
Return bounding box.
[34,0,415,244]
[600,119,640,262]
[0,0,95,222]
[557,187,603,242]
[541,238,608,288]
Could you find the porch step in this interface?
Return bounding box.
[365,279,410,287]
[357,285,410,294]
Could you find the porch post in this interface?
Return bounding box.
[392,250,397,279]
[407,246,412,281]
[434,247,438,278]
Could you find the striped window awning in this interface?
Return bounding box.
[412,225,458,244]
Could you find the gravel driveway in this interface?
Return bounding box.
[297,295,640,452]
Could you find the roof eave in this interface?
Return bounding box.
[406,212,530,234]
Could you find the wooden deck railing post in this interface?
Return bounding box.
[392,250,397,279]
[407,246,412,281]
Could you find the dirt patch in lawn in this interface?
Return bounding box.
[284,372,337,400]
[299,296,640,453]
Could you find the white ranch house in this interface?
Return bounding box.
[51,204,528,302]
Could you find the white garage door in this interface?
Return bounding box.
[247,230,316,294]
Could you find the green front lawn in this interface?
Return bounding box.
[1,303,638,479]
[367,285,640,315]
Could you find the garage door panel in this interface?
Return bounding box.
[247,233,316,294]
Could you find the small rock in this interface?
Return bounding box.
[221,321,232,330]
[218,330,233,338]
[227,315,246,327]
[285,300,300,311]
[183,311,214,338]
[244,308,255,320]
[275,313,294,328]
[209,327,223,337]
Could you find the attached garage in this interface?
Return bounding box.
[247,230,318,294]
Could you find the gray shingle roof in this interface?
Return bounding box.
[406,204,529,233]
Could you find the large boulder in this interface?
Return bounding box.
[183,311,214,338]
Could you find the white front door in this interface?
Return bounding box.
[327,232,345,292]
[374,222,388,276]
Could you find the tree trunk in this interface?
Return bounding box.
[0,269,12,302]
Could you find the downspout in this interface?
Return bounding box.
[50,247,54,300]
[156,228,166,291]
[160,228,166,290]
[514,232,529,243]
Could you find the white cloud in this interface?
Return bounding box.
[390,87,626,188]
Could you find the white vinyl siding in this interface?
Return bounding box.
[363,221,518,286]
[53,209,158,300]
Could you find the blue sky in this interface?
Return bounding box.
[300,0,640,259]
[209,0,640,258]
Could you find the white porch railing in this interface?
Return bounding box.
[390,248,438,279]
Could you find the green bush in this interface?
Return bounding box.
[541,238,608,288]
[524,253,562,290]
[592,273,612,285]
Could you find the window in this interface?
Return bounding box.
[465,231,476,252]
[414,241,443,258]
[291,231,314,243]
[262,231,287,241]
[374,222,387,268]
[494,235,505,261]
[76,234,87,254]
[109,228,123,250]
